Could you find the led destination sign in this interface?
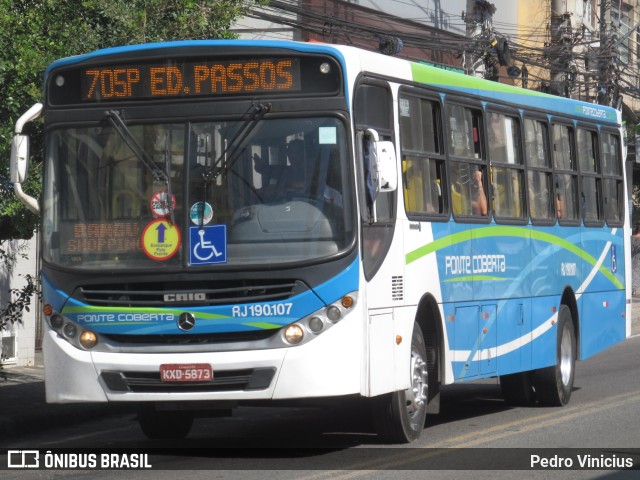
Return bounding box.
[80,58,301,101]
[49,54,342,105]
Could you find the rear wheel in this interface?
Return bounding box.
[137,405,194,439]
[534,305,576,406]
[372,323,428,443]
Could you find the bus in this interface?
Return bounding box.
[10,40,631,443]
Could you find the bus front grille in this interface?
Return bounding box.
[101,330,277,345]
[74,279,307,307]
[101,367,276,393]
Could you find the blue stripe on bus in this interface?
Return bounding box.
[55,256,360,335]
[425,223,626,381]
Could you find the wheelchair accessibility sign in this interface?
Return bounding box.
[189,225,227,265]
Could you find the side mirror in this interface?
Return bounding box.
[10,134,30,183]
[371,140,398,193]
[10,102,43,215]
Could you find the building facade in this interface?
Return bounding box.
[1,237,39,367]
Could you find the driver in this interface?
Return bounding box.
[253,139,308,200]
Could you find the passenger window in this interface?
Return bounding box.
[447,104,483,159]
[577,129,602,225]
[399,95,445,217]
[601,132,624,225]
[487,112,525,220]
[450,161,488,217]
[552,124,579,223]
[524,119,554,222]
[447,104,488,219]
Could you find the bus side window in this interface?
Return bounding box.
[450,161,488,217]
[577,128,602,225]
[602,132,624,226]
[399,94,445,218]
[552,124,579,223]
[403,157,443,214]
[447,103,488,219]
[448,104,482,159]
[354,80,396,280]
[487,112,525,221]
[524,118,553,223]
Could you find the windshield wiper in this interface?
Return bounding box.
[105,110,174,223]
[198,102,270,228]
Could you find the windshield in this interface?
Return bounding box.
[42,116,354,269]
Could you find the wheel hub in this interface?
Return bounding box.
[406,347,428,418]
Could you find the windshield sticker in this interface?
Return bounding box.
[150,190,176,218]
[141,219,181,261]
[190,202,214,225]
[399,98,411,117]
[318,126,337,144]
[189,225,227,265]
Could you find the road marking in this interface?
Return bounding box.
[292,389,640,479]
[431,390,640,448]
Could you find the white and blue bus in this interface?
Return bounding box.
[11,40,630,442]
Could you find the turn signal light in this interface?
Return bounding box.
[341,296,354,308]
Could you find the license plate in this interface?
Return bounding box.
[159,363,213,383]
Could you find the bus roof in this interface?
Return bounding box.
[45,39,621,125]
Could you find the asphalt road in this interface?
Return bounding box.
[3,335,639,479]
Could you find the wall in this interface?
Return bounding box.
[0,237,37,367]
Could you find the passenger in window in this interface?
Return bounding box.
[555,176,565,220]
[471,168,488,216]
[451,164,487,216]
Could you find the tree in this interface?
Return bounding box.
[0,0,263,328]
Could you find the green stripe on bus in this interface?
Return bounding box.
[405,226,623,289]
[443,275,508,283]
[243,322,282,330]
[410,63,548,97]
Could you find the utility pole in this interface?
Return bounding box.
[549,0,576,97]
[598,0,620,107]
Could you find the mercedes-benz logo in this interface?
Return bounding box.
[178,312,196,331]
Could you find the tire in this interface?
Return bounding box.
[371,323,428,443]
[534,305,576,406]
[500,371,536,406]
[137,406,194,439]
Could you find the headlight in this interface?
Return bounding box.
[308,316,324,333]
[62,323,78,339]
[44,309,99,350]
[326,305,341,322]
[50,314,64,329]
[79,330,98,349]
[279,292,358,347]
[284,324,304,344]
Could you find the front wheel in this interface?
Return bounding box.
[534,305,576,406]
[371,323,428,443]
